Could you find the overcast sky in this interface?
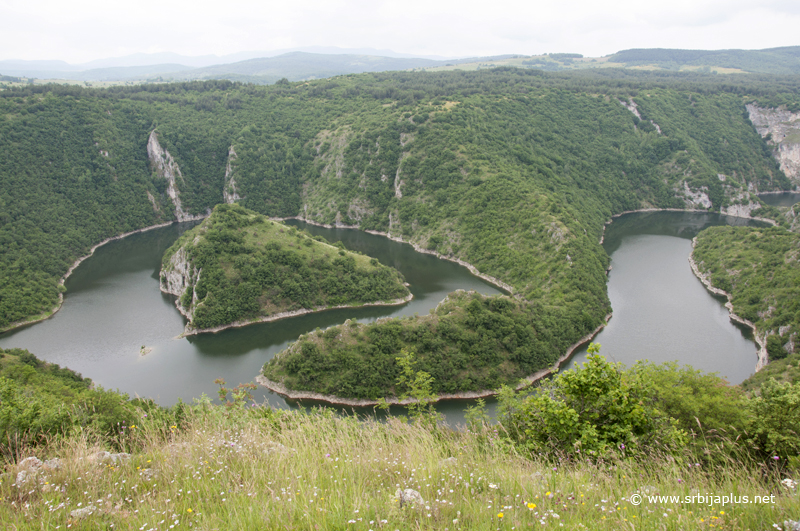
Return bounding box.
[2,0,800,63]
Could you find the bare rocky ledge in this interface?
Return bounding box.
[688,237,769,372]
[178,293,414,337]
[256,313,612,407]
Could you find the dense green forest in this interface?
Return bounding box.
[263,290,591,399]
[161,203,409,331]
[0,67,797,395]
[693,226,800,362]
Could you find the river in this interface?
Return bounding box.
[0,210,776,422]
[567,211,770,383]
[0,220,501,415]
[758,192,800,207]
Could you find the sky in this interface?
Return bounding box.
[2,0,800,64]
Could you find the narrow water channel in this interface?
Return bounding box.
[758,192,800,207]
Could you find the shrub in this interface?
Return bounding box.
[746,379,800,461]
[497,345,686,459]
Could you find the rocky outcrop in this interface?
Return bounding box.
[788,204,800,233]
[147,131,202,222]
[682,182,712,209]
[223,145,241,204]
[159,246,201,319]
[746,104,800,187]
[620,98,662,133]
[723,201,761,218]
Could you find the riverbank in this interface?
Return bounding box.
[597,208,777,244]
[688,237,769,372]
[0,217,206,335]
[179,293,414,337]
[257,313,612,407]
[282,216,515,295]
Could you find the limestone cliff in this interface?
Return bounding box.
[159,246,201,319]
[222,146,241,204]
[746,104,800,188]
[619,98,662,134]
[680,181,712,209]
[147,131,201,222]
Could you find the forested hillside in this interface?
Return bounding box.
[0,69,796,393]
[693,226,800,362]
[609,47,800,75]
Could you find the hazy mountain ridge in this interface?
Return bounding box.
[5,46,800,85]
[0,47,459,82]
[609,46,800,74]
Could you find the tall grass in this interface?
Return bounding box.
[2,404,797,530]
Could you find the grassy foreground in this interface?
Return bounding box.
[2,404,797,531]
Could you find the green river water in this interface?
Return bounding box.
[0,206,787,423]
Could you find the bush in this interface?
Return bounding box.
[497,345,686,459]
[630,361,749,435]
[746,379,800,461]
[767,334,789,361]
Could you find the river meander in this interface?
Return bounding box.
[0,210,776,422]
[0,220,501,413]
[568,211,770,383]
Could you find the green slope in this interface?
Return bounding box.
[693,226,800,361]
[609,47,800,75]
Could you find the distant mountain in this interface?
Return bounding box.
[155,52,445,83]
[0,47,458,80]
[6,46,800,85]
[608,46,800,75]
[0,63,194,81]
[0,59,79,74]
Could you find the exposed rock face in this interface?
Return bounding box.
[347,197,373,223]
[147,131,198,222]
[394,165,404,198]
[223,145,241,204]
[746,104,800,187]
[788,204,800,233]
[682,182,712,209]
[159,247,201,319]
[146,190,161,214]
[620,98,662,133]
[723,201,761,218]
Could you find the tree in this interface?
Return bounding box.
[386,348,441,425]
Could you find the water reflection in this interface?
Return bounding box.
[0,211,772,425]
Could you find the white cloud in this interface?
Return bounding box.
[0,0,798,63]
